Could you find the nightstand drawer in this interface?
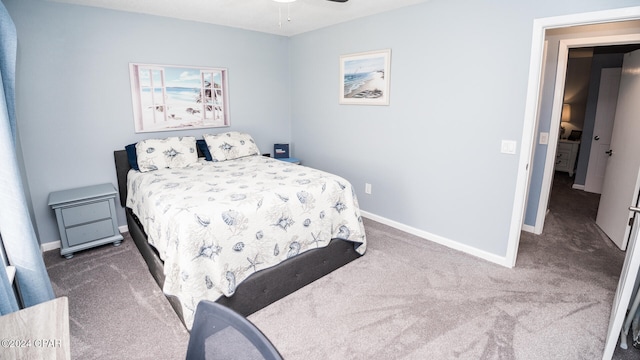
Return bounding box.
[554,140,580,177]
[556,157,569,170]
[557,143,572,152]
[556,151,569,168]
[66,219,116,247]
[49,183,123,259]
[61,200,111,227]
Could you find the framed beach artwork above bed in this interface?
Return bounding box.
[339,49,391,105]
[129,63,230,133]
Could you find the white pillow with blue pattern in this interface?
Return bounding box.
[135,136,198,172]
[203,131,260,162]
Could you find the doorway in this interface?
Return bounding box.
[506,8,640,269]
[524,29,640,240]
[545,44,640,246]
[512,8,640,359]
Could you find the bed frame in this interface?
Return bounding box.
[113,149,362,326]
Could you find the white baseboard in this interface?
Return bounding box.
[521,224,535,233]
[572,183,585,190]
[46,218,514,268]
[40,241,61,252]
[360,211,511,268]
[40,226,129,253]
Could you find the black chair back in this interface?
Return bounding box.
[186,300,283,360]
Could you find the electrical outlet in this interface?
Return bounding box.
[365,183,372,194]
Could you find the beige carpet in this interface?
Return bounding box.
[248,173,633,359]
[249,217,623,359]
[44,172,639,359]
[44,238,189,359]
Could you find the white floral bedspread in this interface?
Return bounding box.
[126,155,366,328]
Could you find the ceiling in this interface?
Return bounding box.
[46,0,429,36]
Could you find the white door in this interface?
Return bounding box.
[596,49,640,250]
[584,68,621,194]
[602,205,640,359]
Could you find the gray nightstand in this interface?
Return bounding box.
[48,183,123,259]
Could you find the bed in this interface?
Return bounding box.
[113,133,366,329]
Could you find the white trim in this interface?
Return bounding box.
[360,211,511,268]
[533,38,571,235]
[521,39,549,237]
[506,15,547,266]
[521,224,535,233]
[572,184,585,190]
[119,225,129,234]
[535,34,640,236]
[40,241,61,252]
[512,6,640,268]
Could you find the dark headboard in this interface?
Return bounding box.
[113,150,131,208]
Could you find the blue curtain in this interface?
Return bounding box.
[0,1,55,314]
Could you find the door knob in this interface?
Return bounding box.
[594,136,600,141]
[606,149,613,156]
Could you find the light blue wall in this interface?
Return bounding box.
[4,0,639,259]
[4,0,291,245]
[288,1,533,257]
[289,0,639,257]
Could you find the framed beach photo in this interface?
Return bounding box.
[339,49,391,105]
[129,63,230,133]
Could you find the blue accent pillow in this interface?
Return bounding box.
[125,143,140,171]
[196,139,213,161]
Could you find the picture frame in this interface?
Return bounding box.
[339,49,391,105]
[129,63,230,133]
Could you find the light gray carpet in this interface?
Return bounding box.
[44,172,640,359]
[44,238,189,359]
[248,173,634,359]
[250,220,621,359]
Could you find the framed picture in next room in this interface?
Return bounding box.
[129,63,230,133]
[339,49,391,106]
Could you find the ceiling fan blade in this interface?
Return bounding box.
[326,0,349,2]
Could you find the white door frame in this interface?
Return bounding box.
[603,204,640,359]
[533,34,640,236]
[507,6,640,267]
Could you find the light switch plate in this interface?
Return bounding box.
[501,140,517,154]
[539,132,549,145]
